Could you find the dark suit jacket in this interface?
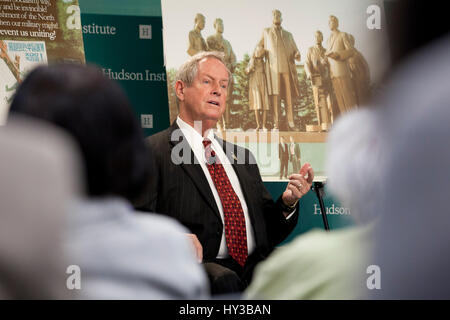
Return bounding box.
[294,143,301,159]
[136,122,299,263]
[279,143,289,163]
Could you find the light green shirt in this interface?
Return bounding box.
[245,225,374,300]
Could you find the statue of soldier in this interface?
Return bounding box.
[346,33,371,106]
[258,10,301,131]
[305,30,333,131]
[325,15,358,117]
[187,13,207,56]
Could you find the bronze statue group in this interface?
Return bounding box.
[186,11,371,133]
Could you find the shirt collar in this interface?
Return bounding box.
[273,25,282,31]
[176,116,217,153]
[176,117,234,167]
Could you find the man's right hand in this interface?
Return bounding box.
[186,233,203,263]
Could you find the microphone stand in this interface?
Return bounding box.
[313,181,330,231]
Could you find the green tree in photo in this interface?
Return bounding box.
[294,66,316,131]
[231,53,253,130]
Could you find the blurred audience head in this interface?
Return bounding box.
[0,117,81,299]
[369,33,450,299]
[9,63,150,203]
[326,108,383,225]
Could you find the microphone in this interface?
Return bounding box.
[312,180,330,231]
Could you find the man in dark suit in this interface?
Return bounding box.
[279,136,289,179]
[137,51,314,294]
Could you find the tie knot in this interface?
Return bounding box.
[203,138,216,164]
[202,139,212,148]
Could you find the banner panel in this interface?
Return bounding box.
[0,0,85,123]
[81,13,169,136]
[161,0,390,181]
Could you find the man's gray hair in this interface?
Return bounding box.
[175,51,231,87]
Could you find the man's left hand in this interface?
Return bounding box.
[282,163,314,207]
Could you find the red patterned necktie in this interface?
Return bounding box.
[202,138,248,267]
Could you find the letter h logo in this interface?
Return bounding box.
[139,25,152,39]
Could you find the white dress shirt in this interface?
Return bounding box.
[176,117,255,258]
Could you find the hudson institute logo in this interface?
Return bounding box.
[139,25,152,39]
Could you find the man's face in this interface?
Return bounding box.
[215,20,224,34]
[180,58,229,128]
[197,16,205,30]
[329,17,338,31]
[273,11,282,26]
[315,32,323,44]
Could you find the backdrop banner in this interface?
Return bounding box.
[80,5,356,237]
[161,0,390,181]
[0,0,85,124]
[81,13,169,137]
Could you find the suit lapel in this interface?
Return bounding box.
[280,28,289,52]
[167,122,221,220]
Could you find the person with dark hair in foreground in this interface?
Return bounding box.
[9,64,209,299]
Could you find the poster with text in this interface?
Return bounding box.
[0,0,85,124]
